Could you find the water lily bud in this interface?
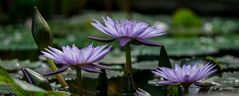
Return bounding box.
[32,7,53,50]
[21,68,52,90]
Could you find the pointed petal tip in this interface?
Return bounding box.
[43,65,69,76]
[135,38,162,47]
[81,68,102,73]
[94,63,113,70]
[119,38,131,47]
[88,36,115,43]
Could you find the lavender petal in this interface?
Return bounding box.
[118,37,131,47]
[81,65,102,73]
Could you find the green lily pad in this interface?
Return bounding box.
[0,59,43,71]
[0,84,13,93]
[0,25,37,50]
[61,69,124,80]
[210,72,239,88]
[215,55,239,69]
[101,49,136,64]
[133,37,218,56]
[132,61,158,70]
[213,35,239,50]
[0,66,70,96]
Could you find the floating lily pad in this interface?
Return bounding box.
[61,69,124,80]
[0,84,13,93]
[215,55,239,69]
[101,49,136,64]
[0,59,43,71]
[0,26,37,50]
[210,72,239,88]
[133,37,218,56]
[132,61,158,70]
[213,35,239,50]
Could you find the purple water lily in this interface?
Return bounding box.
[152,63,216,86]
[90,17,165,47]
[42,44,112,73]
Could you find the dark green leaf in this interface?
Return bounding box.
[0,66,27,96]
[158,46,171,68]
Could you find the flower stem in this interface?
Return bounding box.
[124,43,132,75]
[76,69,85,96]
[123,44,137,95]
[47,59,68,89]
[182,84,190,96]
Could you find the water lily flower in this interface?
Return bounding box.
[90,17,165,47]
[152,63,216,86]
[42,44,112,74]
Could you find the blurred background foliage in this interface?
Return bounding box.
[0,0,239,95]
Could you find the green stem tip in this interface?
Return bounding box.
[76,69,86,96]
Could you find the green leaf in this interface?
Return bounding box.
[0,66,27,96]
[0,84,14,93]
[0,67,70,96]
[132,61,158,70]
[62,69,124,79]
[13,78,46,92]
[14,78,70,96]
[0,59,42,71]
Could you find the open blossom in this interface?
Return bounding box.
[152,63,216,85]
[90,17,165,47]
[42,44,112,73]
